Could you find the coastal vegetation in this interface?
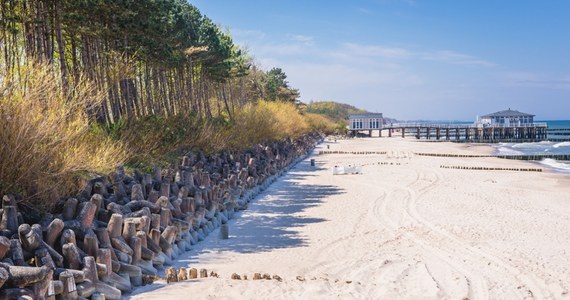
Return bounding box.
[0,0,337,209]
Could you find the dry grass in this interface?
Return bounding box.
[0,62,127,210]
[0,62,332,212]
[121,101,335,168]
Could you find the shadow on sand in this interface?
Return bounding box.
[127,157,343,297]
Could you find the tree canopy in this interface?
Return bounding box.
[0,0,301,124]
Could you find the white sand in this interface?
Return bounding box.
[129,138,570,300]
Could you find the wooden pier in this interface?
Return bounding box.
[363,122,549,142]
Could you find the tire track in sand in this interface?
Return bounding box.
[406,168,551,299]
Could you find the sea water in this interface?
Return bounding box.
[495,120,570,173]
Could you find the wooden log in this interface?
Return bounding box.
[177,267,187,281]
[199,268,208,278]
[165,267,177,283]
[188,268,197,279]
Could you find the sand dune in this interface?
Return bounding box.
[129,138,570,300]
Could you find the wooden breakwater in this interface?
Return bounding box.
[496,154,570,161]
[440,165,542,172]
[415,153,570,161]
[318,151,387,155]
[0,134,321,299]
[414,153,493,158]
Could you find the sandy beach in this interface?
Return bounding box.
[129,137,570,300]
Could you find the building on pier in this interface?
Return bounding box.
[348,113,384,136]
[479,108,534,126]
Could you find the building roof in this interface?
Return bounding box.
[481,108,534,118]
[348,113,383,119]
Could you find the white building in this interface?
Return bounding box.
[479,108,535,126]
[348,113,384,131]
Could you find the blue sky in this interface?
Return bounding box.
[191,0,570,120]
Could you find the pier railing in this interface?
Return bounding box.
[381,122,548,129]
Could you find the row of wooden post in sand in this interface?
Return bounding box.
[0,134,322,299]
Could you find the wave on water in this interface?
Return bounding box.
[553,142,570,148]
[539,158,570,173]
[496,144,524,155]
[512,141,552,149]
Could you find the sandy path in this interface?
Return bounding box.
[129,138,570,300]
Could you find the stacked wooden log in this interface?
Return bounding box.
[0,134,321,299]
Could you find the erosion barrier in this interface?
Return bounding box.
[414,153,493,158]
[416,153,570,161]
[0,133,322,299]
[440,165,542,172]
[318,151,387,155]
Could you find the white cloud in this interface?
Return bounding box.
[357,7,374,15]
[502,72,570,89]
[288,34,314,46]
[340,43,496,67]
[343,43,414,59]
[422,50,496,67]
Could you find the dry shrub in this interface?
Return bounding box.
[304,112,338,134]
[260,101,309,139]
[0,62,127,211]
[229,101,277,149]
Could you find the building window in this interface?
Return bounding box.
[352,119,363,129]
